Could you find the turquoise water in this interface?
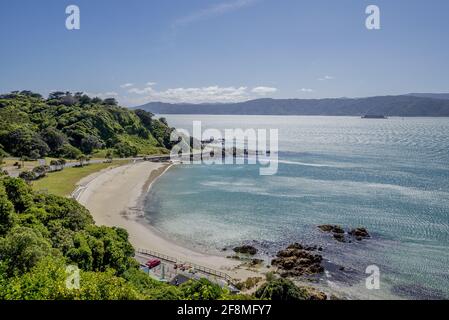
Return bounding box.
[143,115,449,299]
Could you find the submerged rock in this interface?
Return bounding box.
[333,233,346,243]
[318,224,371,243]
[318,224,347,242]
[348,227,370,241]
[233,245,258,255]
[318,224,345,234]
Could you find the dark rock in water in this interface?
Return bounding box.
[272,243,324,277]
[319,225,371,243]
[348,227,370,240]
[319,225,347,242]
[233,245,258,255]
[318,225,345,234]
[333,233,346,243]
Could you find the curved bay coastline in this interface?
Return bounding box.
[75,115,449,300]
[75,161,264,283]
[74,160,403,300]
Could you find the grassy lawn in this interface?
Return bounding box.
[2,158,40,172]
[32,160,129,197]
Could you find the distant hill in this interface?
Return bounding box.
[135,95,449,117]
[407,93,449,100]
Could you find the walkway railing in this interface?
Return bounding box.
[136,248,234,284]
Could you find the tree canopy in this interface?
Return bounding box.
[0,176,246,300]
[0,92,175,159]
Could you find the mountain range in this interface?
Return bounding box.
[134,94,449,117]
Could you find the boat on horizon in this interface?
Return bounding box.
[362,114,388,119]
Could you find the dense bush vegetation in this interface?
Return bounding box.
[0,91,174,159]
[255,278,326,300]
[0,176,245,300]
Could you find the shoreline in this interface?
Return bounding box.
[76,160,264,281]
[72,161,406,299]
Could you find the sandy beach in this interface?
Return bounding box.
[75,161,262,281]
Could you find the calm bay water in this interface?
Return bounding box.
[143,115,449,299]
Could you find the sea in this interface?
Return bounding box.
[143,115,449,300]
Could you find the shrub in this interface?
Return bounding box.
[255,278,326,300]
[0,186,15,235]
[2,177,34,212]
[180,278,225,300]
[32,165,50,178]
[57,144,82,159]
[19,171,37,182]
[0,226,53,276]
[114,142,138,158]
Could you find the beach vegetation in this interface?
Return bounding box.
[179,278,225,300]
[255,278,327,300]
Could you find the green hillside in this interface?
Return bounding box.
[0,91,174,159]
[0,176,247,300]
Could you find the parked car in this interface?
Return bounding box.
[146,259,161,269]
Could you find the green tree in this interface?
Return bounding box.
[41,127,67,153]
[19,171,37,182]
[2,129,49,158]
[2,177,34,213]
[32,165,50,178]
[103,98,118,106]
[105,150,113,163]
[57,144,82,159]
[114,142,138,158]
[254,278,325,300]
[180,278,225,300]
[0,257,142,300]
[34,193,93,231]
[0,226,53,276]
[0,185,15,235]
[67,232,94,270]
[77,155,87,167]
[80,135,103,154]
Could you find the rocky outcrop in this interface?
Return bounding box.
[333,233,346,243]
[233,245,258,255]
[318,225,371,242]
[318,224,347,242]
[318,225,345,234]
[271,243,324,277]
[348,227,370,241]
[303,287,328,300]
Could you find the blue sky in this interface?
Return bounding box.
[1,0,448,106]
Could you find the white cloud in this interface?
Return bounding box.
[318,75,334,81]
[300,88,314,93]
[126,85,279,104]
[118,81,277,104]
[120,83,134,88]
[173,0,259,27]
[128,87,153,95]
[251,86,278,95]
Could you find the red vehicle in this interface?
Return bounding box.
[145,259,161,269]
